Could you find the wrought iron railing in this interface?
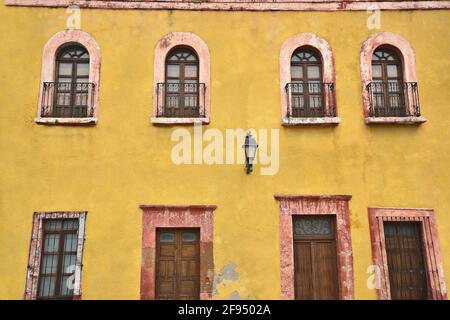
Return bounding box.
[285,82,336,118]
[156,82,206,118]
[41,82,95,118]
[367,82,420,117]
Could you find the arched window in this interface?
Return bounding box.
[51,44,93,118]
[37,30,101,125]
[369,47,406,117]
[162,47,201,118]
[153,32,210,124]
[360,32,424,124]
[289,47,325,118]
[280,33,338,125]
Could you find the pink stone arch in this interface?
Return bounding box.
[152,32,211,124]
[37,29,101,124]
[279,33,338,124]
[360,32,423,121]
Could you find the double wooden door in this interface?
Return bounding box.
[155,228,200,300]
[293,215,339,300]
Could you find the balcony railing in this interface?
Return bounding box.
[156,82,206,118]
[285,82,336,118]
[41,82,95,118]
[367,82,420,117]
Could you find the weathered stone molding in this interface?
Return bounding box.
[36,29,101,125]
[151,32,211,125]
[6,1,450,11]
[139,204,216,300]
[24,211,87,300]
[368,207,447,300]
[274,194,354,300]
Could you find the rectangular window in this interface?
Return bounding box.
[37,219,79,299]
[384,222,428,300]
[292,215,339,300]
[156,228,200,300]
[368,208,447,300]
[24,212,86,300]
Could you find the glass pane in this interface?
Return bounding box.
[182,232,197,242]
[43,234,60,253]
[167,64,180,78]
[44,220,62,231]
[60,275,75,296]
[308,81,321,94]
[41,255,58,274]
[64,234,78,252]
[309,95,322,108]
[62,254,77,273]
[307,65,320,79]
[186,53,197,61]
[63,220,79,231]
[184,65,198,78]
[160,233,175,243]
[58,63,72,76]
[372,64,382,78]
[290,66,303,79]
[76,63,89,76]
[38,276,56,297]
[387,64,399,78]
[294,216,333,236]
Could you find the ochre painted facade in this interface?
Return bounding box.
[0,3,449,299]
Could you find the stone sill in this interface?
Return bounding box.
[35,117,97,125]
[282,117,340,126]
[365,116,427,124]
[151,117,210,125]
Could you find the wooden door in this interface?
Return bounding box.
[293,215,339,300]
[384,222,428,300]
[155,228,200,300]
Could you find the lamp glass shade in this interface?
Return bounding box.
[244,134,258,162]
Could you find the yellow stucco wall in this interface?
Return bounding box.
[0,5,449,300]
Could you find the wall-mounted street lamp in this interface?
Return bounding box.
[242,132,258,174]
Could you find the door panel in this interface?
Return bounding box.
[293,215,339,300]
[156,229,200,300]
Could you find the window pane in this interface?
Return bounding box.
[387,64,399,78]
[62,254,77,273]
[41,255,58,274]
[60,275,75,296]
[372,64,382,78]
[64,234,78,252]
[291,66,303,79]
[58,63,72,76]
[38,276,56,297]
[76,63,89,77]
[167,64,180,78]
[63,219,79,231]
[160,233,175,243]
[45,220,62,231]
[307,65,320,79]
[182,232,197,242]
[44,234,60,253]
[294,216,333,236]
[184,65,198,78]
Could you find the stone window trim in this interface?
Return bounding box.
[274,194,354,300]
[5,1,450,11]
[151,32,211,125]
[24,211,87,300]
[139,204,216,300]
[279,33,340,126]
[360,32,426,125]
[35,29,101,125]
[368,207,447,300]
